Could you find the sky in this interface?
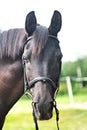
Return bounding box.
[0,0,87,62]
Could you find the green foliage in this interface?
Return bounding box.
[76,56,87,76]
[61,56,87,77]
[58,82,87,96]
[58,82,68,95]
[61,61,77,76]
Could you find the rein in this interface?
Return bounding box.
[22,35,60,130]
[32,100,59,130]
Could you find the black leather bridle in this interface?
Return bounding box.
[22,35,60,130]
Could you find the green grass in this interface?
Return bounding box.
[3,109,87,130]
[59,109,87,130]
[3,93,87,130]
[56,94,87,104]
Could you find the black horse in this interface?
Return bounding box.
[0,10,62,130]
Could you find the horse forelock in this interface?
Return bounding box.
[0,28,27,60]
[31,25,48,55]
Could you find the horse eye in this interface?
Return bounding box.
[26,43,30,49]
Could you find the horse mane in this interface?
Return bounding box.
[0,28,27,60]
[31,25,48,55]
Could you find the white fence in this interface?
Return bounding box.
[60,76,87,104]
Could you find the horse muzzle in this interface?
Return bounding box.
[32,101,53,120]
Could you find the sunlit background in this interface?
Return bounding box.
[0,0,87,62]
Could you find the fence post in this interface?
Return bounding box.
[76,66,83,87]
[66,76,74,104]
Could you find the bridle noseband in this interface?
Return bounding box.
[22,35,60,130]
[26,76,57,91]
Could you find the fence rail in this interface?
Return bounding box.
[60,76,87,82]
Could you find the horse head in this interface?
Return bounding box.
[22,11,62,121]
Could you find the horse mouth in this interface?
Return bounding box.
[33,102,53,120]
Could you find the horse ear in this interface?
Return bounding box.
[25,11,37,36]
[48,10,62,36]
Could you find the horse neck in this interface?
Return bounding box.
[0,59,24,112]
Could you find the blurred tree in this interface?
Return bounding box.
[61,61,77,77]
[75,56,87,77]
[61,56,87,77]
